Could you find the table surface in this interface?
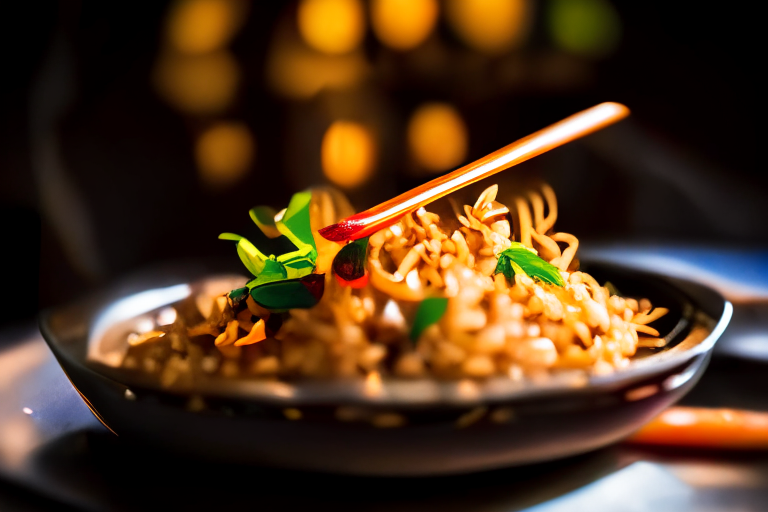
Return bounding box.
[2,246,767,511]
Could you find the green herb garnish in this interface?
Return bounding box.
[410,297,449,342]
[495,242,565,287]
[332,236,369,282]
[220,191,323,310]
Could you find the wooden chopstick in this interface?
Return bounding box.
[318,102,630,242]
[627,406,768,450]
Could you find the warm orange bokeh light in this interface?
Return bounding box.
[297,0,365,55]
[154,50,239,114]
[267,46,368,99]
[321,121,376,188]
[166,0,244,55]
[446,0,530,54]
[371,0,438,51]
[408,103,468,173]
[196,122,255,189]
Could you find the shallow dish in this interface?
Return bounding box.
[39,262,731,475]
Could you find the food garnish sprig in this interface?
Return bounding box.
[220,191,324,312]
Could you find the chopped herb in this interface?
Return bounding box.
[250,274,325,311]
[220,191,324,311]
[332,237,369,283]
[410,297,449,342]
[495,242,565,287]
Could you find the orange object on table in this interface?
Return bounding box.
[628,406,768,450]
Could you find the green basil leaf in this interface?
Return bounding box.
[276,191,317,253]
[248,258,288,287]
[250,274,325,311]
[410,297,449,342]
[219,233,268,277]
[495,242,565,287]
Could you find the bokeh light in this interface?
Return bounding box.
[408,103,468,173]
[321,121,376,188]
[298,0,365,55]
[154,50,239,114]
[195,122,255,189]
[547,0,621,59]
[267,45,368,99]
[371,0,438,51]
[166,0,245,55]
[446,0,530,54]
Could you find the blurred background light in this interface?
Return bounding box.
[298,0,365,55]
[166,0,246,55]
[266,41,368,99]
[408,103,468,173]
[321,121,376,188]
[154,49,240,114]
[371,0,439,51]
[446,0,531,54]
[195,121,255,189]
[547,0,621,59]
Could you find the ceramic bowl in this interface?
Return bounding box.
[39,262,731,475]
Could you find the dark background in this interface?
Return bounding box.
[0,1,762,329]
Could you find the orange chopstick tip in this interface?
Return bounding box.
[601,102,630,118]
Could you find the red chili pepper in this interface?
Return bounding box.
[335,272,369,289]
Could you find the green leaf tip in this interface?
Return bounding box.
[495,242,565,287]
[410,297,449,342]
[276,191,316,253]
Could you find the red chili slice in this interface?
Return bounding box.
[335,272,369,289]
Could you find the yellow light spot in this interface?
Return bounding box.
[266,15,369,99]
[365,371,382,396]
[297,0,364,55]
[547,0,621,59]
[446,0,531,54]
[321,121,375,188]
[166,0,245,55]
[195,122,255,189]
[283,408,303,420]
[154,49,239,115]
[267,47,368,99]
[407,103,468,173]
[371,0,438,51]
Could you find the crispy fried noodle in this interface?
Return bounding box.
[120,184,668,384]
